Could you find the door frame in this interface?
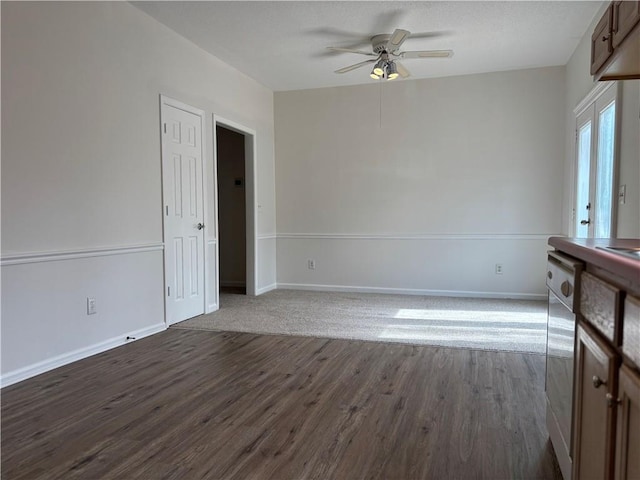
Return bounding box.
[159,95,208,326]
[213,115,258,299]
[572,81,621,237]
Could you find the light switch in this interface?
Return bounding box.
[619,184,626,205]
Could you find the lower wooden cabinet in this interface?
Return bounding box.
[615,364,640,480]
[548,241,639,480]
[573,321,640,480]
[573,323,618,480]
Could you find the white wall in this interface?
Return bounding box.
[1,2,276,385]
[617,81,640,238]
[563,2,640,237]
[275,67,566,298]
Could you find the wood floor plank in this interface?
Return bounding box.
[1,329,561,479]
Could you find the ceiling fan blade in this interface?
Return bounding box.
[400,50,454,59]
[395,61,411,78]
[307,27,370,40]
[386,29,410,52]
[326,47,376,56]
[335,59,376,74]
[407,31,452,40]
[305,27,372,50]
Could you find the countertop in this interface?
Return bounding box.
[548,237,640,288]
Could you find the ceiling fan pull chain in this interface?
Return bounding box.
[379,79,383,129]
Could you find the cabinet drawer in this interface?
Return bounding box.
[581,272,620,343]
[622,296,640,367]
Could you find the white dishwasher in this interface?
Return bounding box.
[545,250,583,480]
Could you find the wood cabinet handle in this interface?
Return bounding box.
[606,393,620,408]
[602,34,611,42]
[592,375,606,388]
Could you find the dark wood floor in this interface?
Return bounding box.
[1,329,561,479]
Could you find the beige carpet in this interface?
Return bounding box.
[172,289,548,354]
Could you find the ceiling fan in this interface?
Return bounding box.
[328,29,453,80]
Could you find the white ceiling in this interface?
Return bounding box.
[133,1,603,92]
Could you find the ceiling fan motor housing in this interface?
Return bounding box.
[371,34,393,53]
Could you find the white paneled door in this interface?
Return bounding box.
[161,99,205,325]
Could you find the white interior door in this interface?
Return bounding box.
[574,83,618,238]
[161,99,205,325]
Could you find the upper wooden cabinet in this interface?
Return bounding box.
[613,1,640,48]
[591,1,640,80]
[591,6,614,75]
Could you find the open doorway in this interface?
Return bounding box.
[212,115,257,306]
[216,126,247,295]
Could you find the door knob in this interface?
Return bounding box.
[580,219,591,225]
[197,223,205,230]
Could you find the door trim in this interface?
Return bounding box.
[213,115,258,298]
[574,81,614,116]
[159,95,208,326]
[571,81,621,237]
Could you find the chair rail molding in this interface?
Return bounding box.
[1,243,164,266]
[276,233,555,241]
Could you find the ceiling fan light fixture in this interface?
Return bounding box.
[370,69,381,80]
[372,59,385,77]
[386,61,399,80]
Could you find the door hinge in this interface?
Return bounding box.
[163,123,167,134]
[575,129,578,143]
[167,286,170,297]
[166,205,169,216]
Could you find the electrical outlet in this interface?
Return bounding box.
[87,297,97,315]
[495,264,504,275]
[307,259,316,270]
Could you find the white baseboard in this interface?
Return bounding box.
[1,323,166,388]
[276,283,546,301]
[256,283,277,295]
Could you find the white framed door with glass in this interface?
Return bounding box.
[574,82,619,238]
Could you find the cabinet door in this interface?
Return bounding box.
[615,364,640,480]
[591,5,614,75]
[573,323,618,480]
[612,1,640,48]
